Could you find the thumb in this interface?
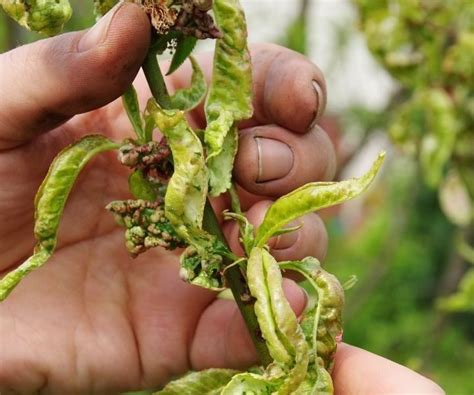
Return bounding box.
[0,2,150,150]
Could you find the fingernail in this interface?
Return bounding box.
[308,80,325,131]
[78,2,124,52]
[272,220,300,250]
[255,137,294,183]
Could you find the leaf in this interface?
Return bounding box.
[128,170,158,202]
[280,258,344,394]
[207,124,238,196]
[247,247,309,393]
[1,0,72,36]
[148,102,208,235]
[221,371,281,394]
[255,152,385,247]
[167,35,198,75]
[0,135,118,301]
[122,85,145,143]
[204,0,253,160]
[168,56,207,111]
[155,369,238,395]
[0,248,50,302]
[280,258,344,371]
[223,211,254,256]
[149,102,228,289]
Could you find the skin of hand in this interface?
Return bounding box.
[0,3,444,394]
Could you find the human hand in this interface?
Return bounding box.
[0,3,442,394]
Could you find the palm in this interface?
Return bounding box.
[0,83,225,392]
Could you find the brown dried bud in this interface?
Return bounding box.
[193,0,212,11]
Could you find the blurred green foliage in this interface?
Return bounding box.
[353,0,474,312]
[282,0,474,392]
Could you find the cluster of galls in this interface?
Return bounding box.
[179,239,227,289]
[137,0,221,39]
[119,138,173,183]
[106,200,186,256]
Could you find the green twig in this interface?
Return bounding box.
[202,200,272,366]
[142,50,172,109]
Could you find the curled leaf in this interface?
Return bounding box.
[204,0,252,166]
[207,124,238,196]
[223,211,254,256]
[154,369,239,395]
[247,247,309,393]
[280,257,344,394]
[128,170,158,202]
[221,371,282,394]
[255,152,385,247]
[149,102,207,236]
[168,56,207,111]
[1,0,72,35]
[149,102,229,289]
[0,135,118,301]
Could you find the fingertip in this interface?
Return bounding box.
[333,344,446,395]
[282,278,308,317]
[234,125,337,197]
[263,48,326,133]
[74,2,151,105]
[271,213,328,263]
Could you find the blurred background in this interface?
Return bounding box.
[1,1,473,393]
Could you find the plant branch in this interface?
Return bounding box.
[142,49,172,109]
[141,42,272,366]
[202,200,272,366]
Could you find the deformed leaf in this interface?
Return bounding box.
[0,247,50,302]
[221,371,281,394]
[155,369,238,395]
[255,152,385,247]
[207,124,238,196]
[247,247,309,393]
[129,170,158,202]
[148,102,207,235]
[204,0,253,160]
[168,56,207,111]
[0,135,118,300]
[149,102,228,289]
[280,257,344,394]
[280,258,344,371]
[223,211,254,256]
[1,0,72,36]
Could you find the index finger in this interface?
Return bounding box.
[168,43,327,133]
